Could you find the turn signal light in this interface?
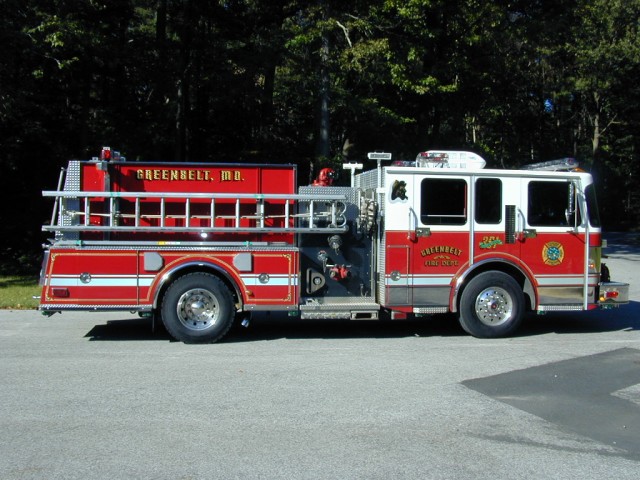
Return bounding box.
[599,290,619,302]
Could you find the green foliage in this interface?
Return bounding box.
[2,0,640,271]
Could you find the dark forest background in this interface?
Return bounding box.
[2,0,639,273]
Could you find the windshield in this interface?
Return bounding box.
[585,184,601,228]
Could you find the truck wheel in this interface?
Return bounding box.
[458,271,524,338]
[161,273,235,344]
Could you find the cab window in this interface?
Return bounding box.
[475,178,502,224]
[421,178,467,225]
[528,181,574,227]
[585,184,601,227]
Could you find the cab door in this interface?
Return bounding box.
[409,174,472,309]
[519,177,590,306]
[472,176,522,269]
[383,169,418,308]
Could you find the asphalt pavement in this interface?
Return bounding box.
[0,233,639,479]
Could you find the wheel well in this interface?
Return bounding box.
[456,262,534,312]
[153,264,242,311]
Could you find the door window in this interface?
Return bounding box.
[528,181,577,227]
[420,178,467,225]
[475,178,502,224]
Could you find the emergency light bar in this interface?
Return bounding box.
[415,150,486,170]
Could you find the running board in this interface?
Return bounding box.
[300,298,379,320]
[300,310,379,320]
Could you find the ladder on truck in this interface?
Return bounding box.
[42,190,350,236]
[521,158,580,171]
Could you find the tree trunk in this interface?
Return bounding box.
[590,91,601,174]
[175,0,193,162]
[315,7,331,161]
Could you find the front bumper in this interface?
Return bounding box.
[598,281,629,305]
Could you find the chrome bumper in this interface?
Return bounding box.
[599,281,629,305]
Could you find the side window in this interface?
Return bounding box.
[585,184,601,227]
[475,178,502,224]
[528,181,572,227]
[420,178,467,225]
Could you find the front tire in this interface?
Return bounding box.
[458,271,524,338]
[161,273,235,344]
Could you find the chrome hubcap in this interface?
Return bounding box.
[176,288,220,331]
[474,286,513,326]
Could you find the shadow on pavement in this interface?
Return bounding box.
[84,301,639,342]
[517,300,640,336]
[85,317,173,342]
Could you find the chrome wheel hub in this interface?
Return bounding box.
[474,286,513,326]
[176,288,220,331]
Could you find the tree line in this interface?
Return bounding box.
[2,0,639,272]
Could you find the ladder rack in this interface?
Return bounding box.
[521,158,579,171]
[42,190,350,235]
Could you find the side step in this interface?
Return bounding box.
[299,298,379,320]
[300,310,379,320]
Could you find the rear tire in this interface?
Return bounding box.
[458,271,524,338]
[161,273,235,344]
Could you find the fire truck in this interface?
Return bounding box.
[38,147,629,343]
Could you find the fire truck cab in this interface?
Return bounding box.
[39,148,629,343]
[373,152,621,337]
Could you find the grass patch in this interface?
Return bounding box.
[0,276,40,309]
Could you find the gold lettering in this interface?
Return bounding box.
[136,169,216,182]
[420,246,462,257]
[221,170,232,182]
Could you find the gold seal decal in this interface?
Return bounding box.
[542,241,564,266]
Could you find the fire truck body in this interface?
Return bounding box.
[39,149,629,343]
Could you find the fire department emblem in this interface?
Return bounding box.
[542,241,564,266]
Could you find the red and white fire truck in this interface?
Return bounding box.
[39,147,629,343]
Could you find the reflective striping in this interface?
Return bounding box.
[385,274,452,287]
[50,275,150,288]
[49,274,298,288]
[536,275,597,286]
[139,276,155,287]
[55,272,595,290]
[410,275,453,287]
[49,278,78,287]
[240,274,298,287]
[386,274,598,288]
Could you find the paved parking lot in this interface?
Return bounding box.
[0,237,638,479]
